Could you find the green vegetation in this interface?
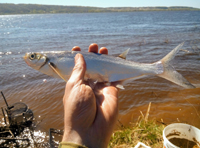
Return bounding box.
[0,3,199,15]
[109,103,166,148]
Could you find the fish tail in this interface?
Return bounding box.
[157,42,195,89]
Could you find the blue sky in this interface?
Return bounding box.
[1,0,200,8]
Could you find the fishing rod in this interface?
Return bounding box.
[1,91,13,110]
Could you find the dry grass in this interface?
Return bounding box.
[109,103,166,148]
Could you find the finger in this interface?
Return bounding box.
[88,43,98,53]
[99,47,108,55]
[101,86,118,115]
[68,54,86,83]
[104,86,118,97]
[72,46,81,51]
[94,83,118,106]
[94,86,118,128]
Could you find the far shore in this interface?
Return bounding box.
[0,4,200,15]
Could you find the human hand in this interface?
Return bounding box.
[62,44,118,148]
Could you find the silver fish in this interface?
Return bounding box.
[23,43,195,89]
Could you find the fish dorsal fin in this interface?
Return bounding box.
[118,48,130,59]
[48,62,67,82]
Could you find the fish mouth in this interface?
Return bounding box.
[23,55,27,60]
[23,54,30,66]
[23,53,28,60]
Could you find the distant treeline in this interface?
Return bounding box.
[0,3,199,15]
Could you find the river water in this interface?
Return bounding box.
[0,11,200,145]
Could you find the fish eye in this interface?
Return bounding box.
[29,53,36,60]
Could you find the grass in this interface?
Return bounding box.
[109,102,166,148]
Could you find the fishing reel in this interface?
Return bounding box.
[1,91,34,127]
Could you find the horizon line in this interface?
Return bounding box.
[1,3,200,9]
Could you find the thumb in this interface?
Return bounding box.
[68,53,86,83]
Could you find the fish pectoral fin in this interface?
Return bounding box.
[118,48,130,59]
[88,79,98,89]
[48,62,67,82]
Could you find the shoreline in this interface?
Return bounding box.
[0,4,199,15]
